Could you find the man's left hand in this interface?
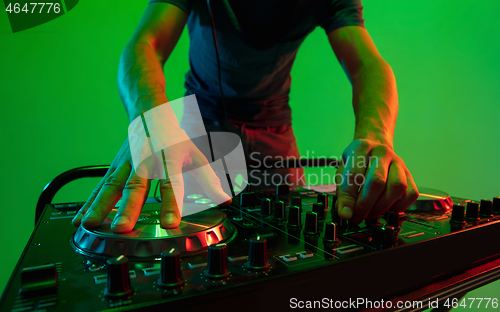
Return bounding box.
[335,139,419,224]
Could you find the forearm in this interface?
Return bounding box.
[351,59,398,148]
[118,42,168,123]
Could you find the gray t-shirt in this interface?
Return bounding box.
[149,0,365,126]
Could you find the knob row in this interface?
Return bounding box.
[104,237,277,298]
[451,198,500,224]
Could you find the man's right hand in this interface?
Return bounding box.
[71,137,232,233]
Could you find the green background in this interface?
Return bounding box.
[0,0,499,306]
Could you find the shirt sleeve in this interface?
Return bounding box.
[148,0,191,14]
[319,0,365,34]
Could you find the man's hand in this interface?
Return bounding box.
[327,26,418,222]
[335,139,419,223]
[71,138,231,233]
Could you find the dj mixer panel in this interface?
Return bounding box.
[1,185,500,311]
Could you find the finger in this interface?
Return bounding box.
[189,154,232,206]
[80,166,130,228]
[366,160,407,220]
[350,153,391,224]
[336,143,370,220]
[72,167,114,226]
[110,172,150,233]
[160,174,183,229]
[390,169,419,212]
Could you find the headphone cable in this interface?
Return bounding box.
[207,0,229,132]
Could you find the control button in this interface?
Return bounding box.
[312,203,325,219]
[104,255,133,297]
[287,206,301,227]
[480,199,493,218]
[158,248,184,288]
[245,236,270,270]
[402,231,425,238]
[88,263,105,272]
[195,198,212,204]
[280,255,297,262]
[337,246,364,254]
[240,192,256,208]
[187,194,203,199]
[273,201,286,220]
[20,264,58,296]
[317,193,329,209]
[465,201,480,221]
[304,212,319,235]
[323,222,339,243]
[204,243,229,279]
[450,204,466,224]
[260,198,272,216]
[493,197,500,215]
[299,252,314,259]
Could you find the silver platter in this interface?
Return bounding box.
[71,203,236,258]
[406,187,453,213]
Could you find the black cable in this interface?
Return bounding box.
[154,179,161,202]
[207,0,229,132]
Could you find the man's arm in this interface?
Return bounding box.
[72,3,189,232]
[118,3,188,122]
[73,3,231,232]
[327,26,419,223]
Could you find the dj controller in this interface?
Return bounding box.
[2,184,500,311]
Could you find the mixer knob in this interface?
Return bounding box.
[158,248,184,288]
[331,194,338,209]
[204,243,229,279]
[240,192,256,208]
[465,201,480,221]
[493,197,500,215]
[323,222,339,243]
[312,203,325,219]
[480,199,493,218]
[276,184,289,201]
[386,212,402,230]
[104,255,133,297]
[365,217,381,228]
[273,201,286,220]
[290,196,302,213]
[287,206,302,227]
[450,204,466,224]
[260,198,272,216]
[332,210,347,231]
[372,225,395,249]
[19,264,58,296]
[317,193,329,209]
[304,212,319,235]
[245,236,270,270]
